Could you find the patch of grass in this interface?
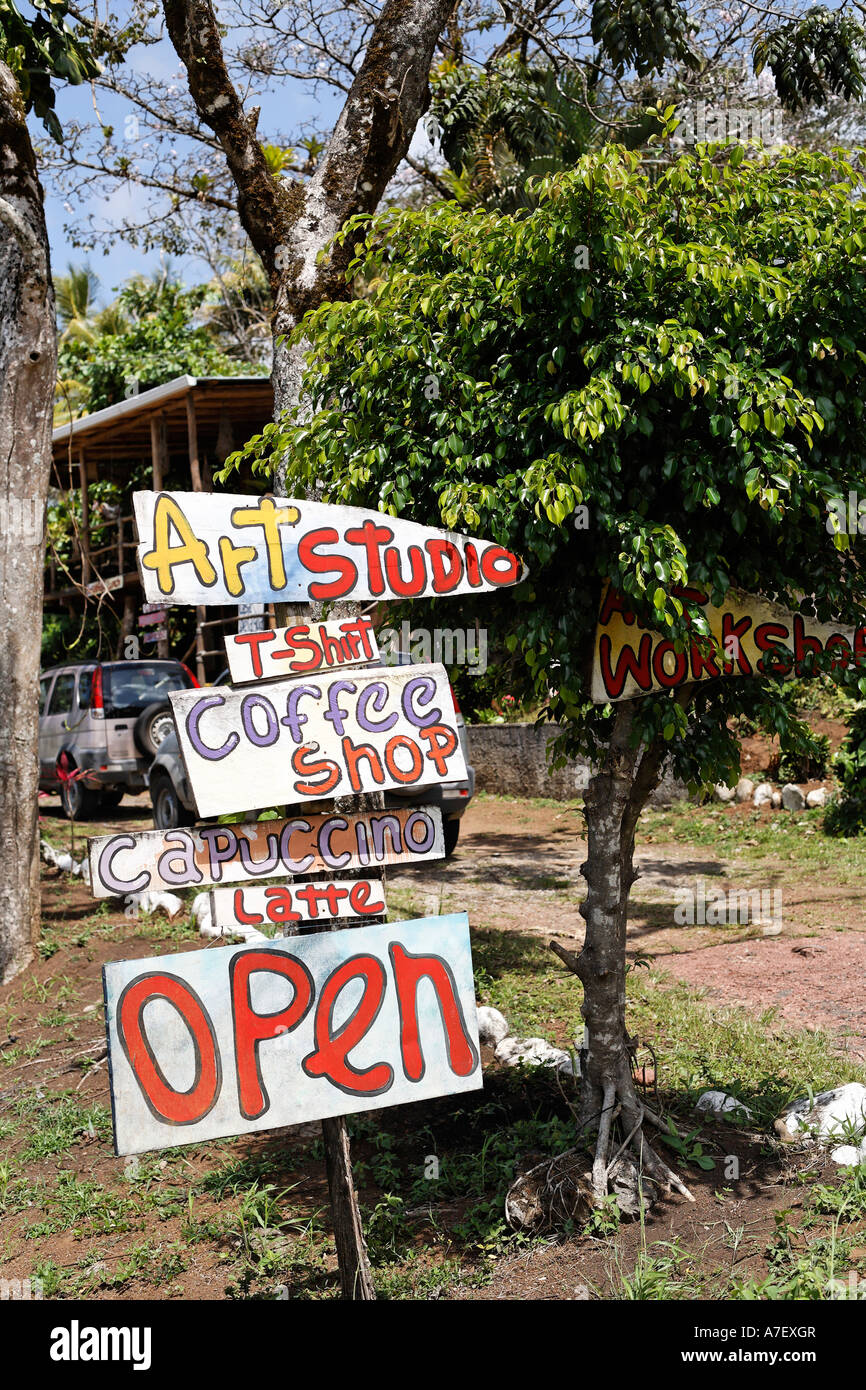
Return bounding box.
[13,1093,112,1161]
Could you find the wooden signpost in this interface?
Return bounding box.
[88,805,445,898]
[92,487,526,1300]
[166,662,467,817]
[103,915,481,1157]
[591,582,866,703]
[133,490,526,605]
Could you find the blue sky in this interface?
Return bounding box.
[39,17,344,305]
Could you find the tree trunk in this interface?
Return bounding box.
[506,697,697,1228]
[0,62,56,983]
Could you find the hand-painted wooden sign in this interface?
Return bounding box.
[88,805,444,899]
[102,914,481,1155]
[133,490,526,606]
[225,615,379,685]
[592,583,866,703]
[167,662,466,818]
[209,878,386,932]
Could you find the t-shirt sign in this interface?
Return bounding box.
[592,582,866,703]
[168,662,467,818]
[133,490,526,605]
[102,914,482,1156]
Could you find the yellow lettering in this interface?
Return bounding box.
[218,536,257,598]
[141,495,216,595]
[231,496,300,592]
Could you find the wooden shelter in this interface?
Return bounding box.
[49,375,274,682]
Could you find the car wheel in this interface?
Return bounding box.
[134,702,175,758]
[443,817,460,858]
[59,769,98,821]
[151,775,194,830]
[99,788,125,810]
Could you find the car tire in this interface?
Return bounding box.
[443,817,460,858]
[59,768,98,821]
[151,774,195,830]
[134,702,175,758]
[99,788,125,810]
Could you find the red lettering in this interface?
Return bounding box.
[418,724,458,777]
[233,630,275,679]
[721,613,754,675]
[464,542,483,588]
[598,585,637,627]
[597,631,654,699]
[349,880,385,916]
[753,621,790,675]
[263,885,302,925]
[426,538,463,594]
[233,888,264,926]
[384,734,424,783]
[231,949,314,1120]
[343,520,393,597]
[792,614,823,674]
[291,744,341,797]
[341,736,385,793]
[297,527,358,600]
[389,943,478,1083]
[273,623,322,674]
[117,972,221,1126]
[825,633,851,671]
[689,639,720,681]
[479,545,521,587]
[651,640,689,689]
[383,544,427,597]
[302,956,393,1095]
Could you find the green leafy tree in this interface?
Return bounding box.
[225,132,866,1210]
[57,275,258,416]
[0,0,99,140]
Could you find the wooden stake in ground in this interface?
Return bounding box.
[274,598,376,1301]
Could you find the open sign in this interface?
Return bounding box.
[103,915,481,1155]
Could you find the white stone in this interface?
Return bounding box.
[735,778,755,803]
[781,783,806,811]
[806,788,826,808]
[694,1090,754,1121]
[191,893,212,923]
[771,791,783,808]
[477,1006,509,1047]
[829,1145,862,1167]
[495,1035,575,1075]
[54,853,74,873]
[753,782,774,807]
[714,783,736,803]
[778,1083,866,1143]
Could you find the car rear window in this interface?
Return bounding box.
[102,663,193,718]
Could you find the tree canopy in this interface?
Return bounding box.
[226,133,866,786]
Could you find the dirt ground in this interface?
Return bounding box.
[1,783,863,1300]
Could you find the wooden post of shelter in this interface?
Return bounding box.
[149,414,171,658]
[185,392,208,684]
[78,451,90,588]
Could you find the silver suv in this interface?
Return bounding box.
[38,659,197,819]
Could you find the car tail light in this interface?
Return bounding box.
[450,684,461,716]
[181,663,200,688]
[91,666,104,719]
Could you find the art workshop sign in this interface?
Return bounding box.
[133,491,525,605]
[103,915,481,1156]
[591,583,866,703]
